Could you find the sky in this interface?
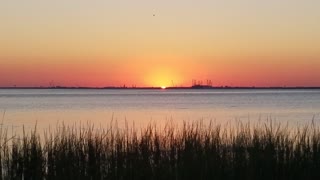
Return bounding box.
[1,0,320,87]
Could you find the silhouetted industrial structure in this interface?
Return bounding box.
[191,79,214,89]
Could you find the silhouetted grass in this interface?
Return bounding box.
[1,121,320,179]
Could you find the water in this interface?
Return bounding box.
[1,89,320,131]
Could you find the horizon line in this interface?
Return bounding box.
[1,86,320,90]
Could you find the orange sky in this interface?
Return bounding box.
[1,0,320,87]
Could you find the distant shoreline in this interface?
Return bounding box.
[1,86,320,90]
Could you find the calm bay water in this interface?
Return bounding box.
[1,89,320,131]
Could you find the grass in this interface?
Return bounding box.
[1,121,320,180]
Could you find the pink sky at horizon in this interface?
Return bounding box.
[1,54,319,87]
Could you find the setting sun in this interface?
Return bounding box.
[143,65,188,87]
[161,86,166,89]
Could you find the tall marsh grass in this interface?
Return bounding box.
[1,121,320,179]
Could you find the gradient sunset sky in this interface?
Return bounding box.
[1,0,320,87]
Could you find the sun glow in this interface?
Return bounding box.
[144,66,184,88]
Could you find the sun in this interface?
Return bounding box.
[161,86,166,89]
